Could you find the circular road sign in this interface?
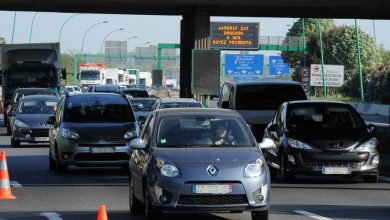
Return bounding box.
[313,66,321,72]
[300,67,310,78]
[301,82,310,92]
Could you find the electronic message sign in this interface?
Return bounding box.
[210,22,259,50]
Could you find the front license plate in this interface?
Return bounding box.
[34,137,49,142]
[192,184,233,194]
[322,167,351,175]
[90,147,115,153]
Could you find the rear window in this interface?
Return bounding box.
[122,90,149,98]
[236,85,307,110]
[63,95,135,123]
[13,90,52,104]
[160,102,202,109]
[94,86,119,93]
[18,100,58,114]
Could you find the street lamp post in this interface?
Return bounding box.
[372,20,377,45]
[59,13,80,42]
[125,36,138,52]
[11,11,17,43]
[100,28,124,54]
[81,21,108,53]
[29,12,38,43]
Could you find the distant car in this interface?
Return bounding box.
[120,88,149,98]
[129,98,159,125]
[128,108,272,219]
[152,98,203,110]
[47,93,139,172]
[5,88,53,135]
[93,84,120,93]
[263,101,380,183]
[9,95,59,148]
[65,86,82,93]
[86,85,95,93]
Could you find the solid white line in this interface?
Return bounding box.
[10,181,22,188]
[379,176,390,182]
[39,212,63,220]
[294,210,333,220]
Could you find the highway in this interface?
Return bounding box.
[0,116,389,220]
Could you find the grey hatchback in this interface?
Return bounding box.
[128,108,273,219]
[48,93,139,172]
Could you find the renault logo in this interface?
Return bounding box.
[40,122,48,127]
[330,142,343,149]
[207,165,218,176]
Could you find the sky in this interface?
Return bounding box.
[1,11,389,54]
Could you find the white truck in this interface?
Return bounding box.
[79,63,107,88]
[105,68,118,84]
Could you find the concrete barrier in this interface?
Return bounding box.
[349,102,390,117]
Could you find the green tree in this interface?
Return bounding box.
[61,53,85,85]
[0,36,6,44]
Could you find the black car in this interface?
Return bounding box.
[92,84,120,93]
[5,88,53,135]
[120,88,149,98]
[263,101,379,183]
[47,93,139,172]
[9,95,59,148]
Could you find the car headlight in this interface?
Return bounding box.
[287,138,313,150]
[61,128,79,139]
[156,158,180,178]
[14,119,29,128]
[244,159,264,178]
[124,131,138,139]
[356,137,378,150]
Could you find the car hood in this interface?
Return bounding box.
[16,114,53,128]
[287,128,370,150]
[153,147,261,163]
[64,122,138,142]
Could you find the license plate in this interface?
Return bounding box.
[34,137,49,142]
[192,184,233,194]
[90,147,115,153]
[322,167,351,175]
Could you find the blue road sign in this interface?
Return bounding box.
[269,56,290,76]
[225,54,264,75]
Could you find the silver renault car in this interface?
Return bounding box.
[128,108,273,219]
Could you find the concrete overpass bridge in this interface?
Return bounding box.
[1,0,389,97]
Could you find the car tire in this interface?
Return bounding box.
[11,137,21,148]
[55,145,68,173]
[6,126,11,135]
[251,207,270,220]
[129,178,143,214]
[363,174,379,183]
[144,186,159,219]
[280,154,294,182]
[49,151,55,171]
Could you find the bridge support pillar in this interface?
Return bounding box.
[180,11,210,98]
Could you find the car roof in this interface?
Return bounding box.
[121,88,148,92]
[287,100,348,106]
[156,108,239,117]
[15,88,52,92]
[67,93,124,98]
[159,98,200,103]
[226,79,302,86]
[19,95,59,101]
[94,84,120,88]
[130,98,159,101]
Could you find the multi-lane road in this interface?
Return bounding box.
[0,116,389,220]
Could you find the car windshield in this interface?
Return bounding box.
[80,70,100,80]
[286,105,365,131]
[131,99,157,112]
[6,68,56,87]
[122,90,149,98]
[160,102,202,109]
[94,86,119,93]
[64,96,134,123]
[18,100,58,114]
[236,85,307,110]
[73,87,81,92]
[157,116,252,148]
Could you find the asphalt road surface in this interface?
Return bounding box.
[0,116,389,220]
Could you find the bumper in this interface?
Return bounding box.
[13,127,50,143]
[153,203,269,212]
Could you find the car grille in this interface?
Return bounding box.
[78,144,126,147]
[73,153,130,161]
[30,129,49,137]
[303,160,366,169]
[178,195,248,205]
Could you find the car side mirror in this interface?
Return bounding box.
[367,124,376,133]
[268,124,280,138]
[221,101,229,109]
[8,110,15,117]
[130,138,146,150]
[259,138,277,150]
[61,68,67,80]
[47,116,56,125]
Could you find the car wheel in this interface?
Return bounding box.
[251,207,270,220]
[11,137,21,148]
[49,150,55,171]
[144,186,159,219]
[6,126,11,135]
[55,145,68,173]
[280,154,294,182]
[129,178,143,214]
[363,174,379,183]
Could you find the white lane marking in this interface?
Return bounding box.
[39,212,63,220]
[379,176,390,182]
[294,210,333,220]
[10,181,22,188]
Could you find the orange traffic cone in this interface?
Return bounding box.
[97,205,108,220]
[0,151,16,200]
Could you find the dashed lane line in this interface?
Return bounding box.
[294,210,333,220]
[39,212,63,220]
[10,181,22,188]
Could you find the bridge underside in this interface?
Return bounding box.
[1,0,390,19]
